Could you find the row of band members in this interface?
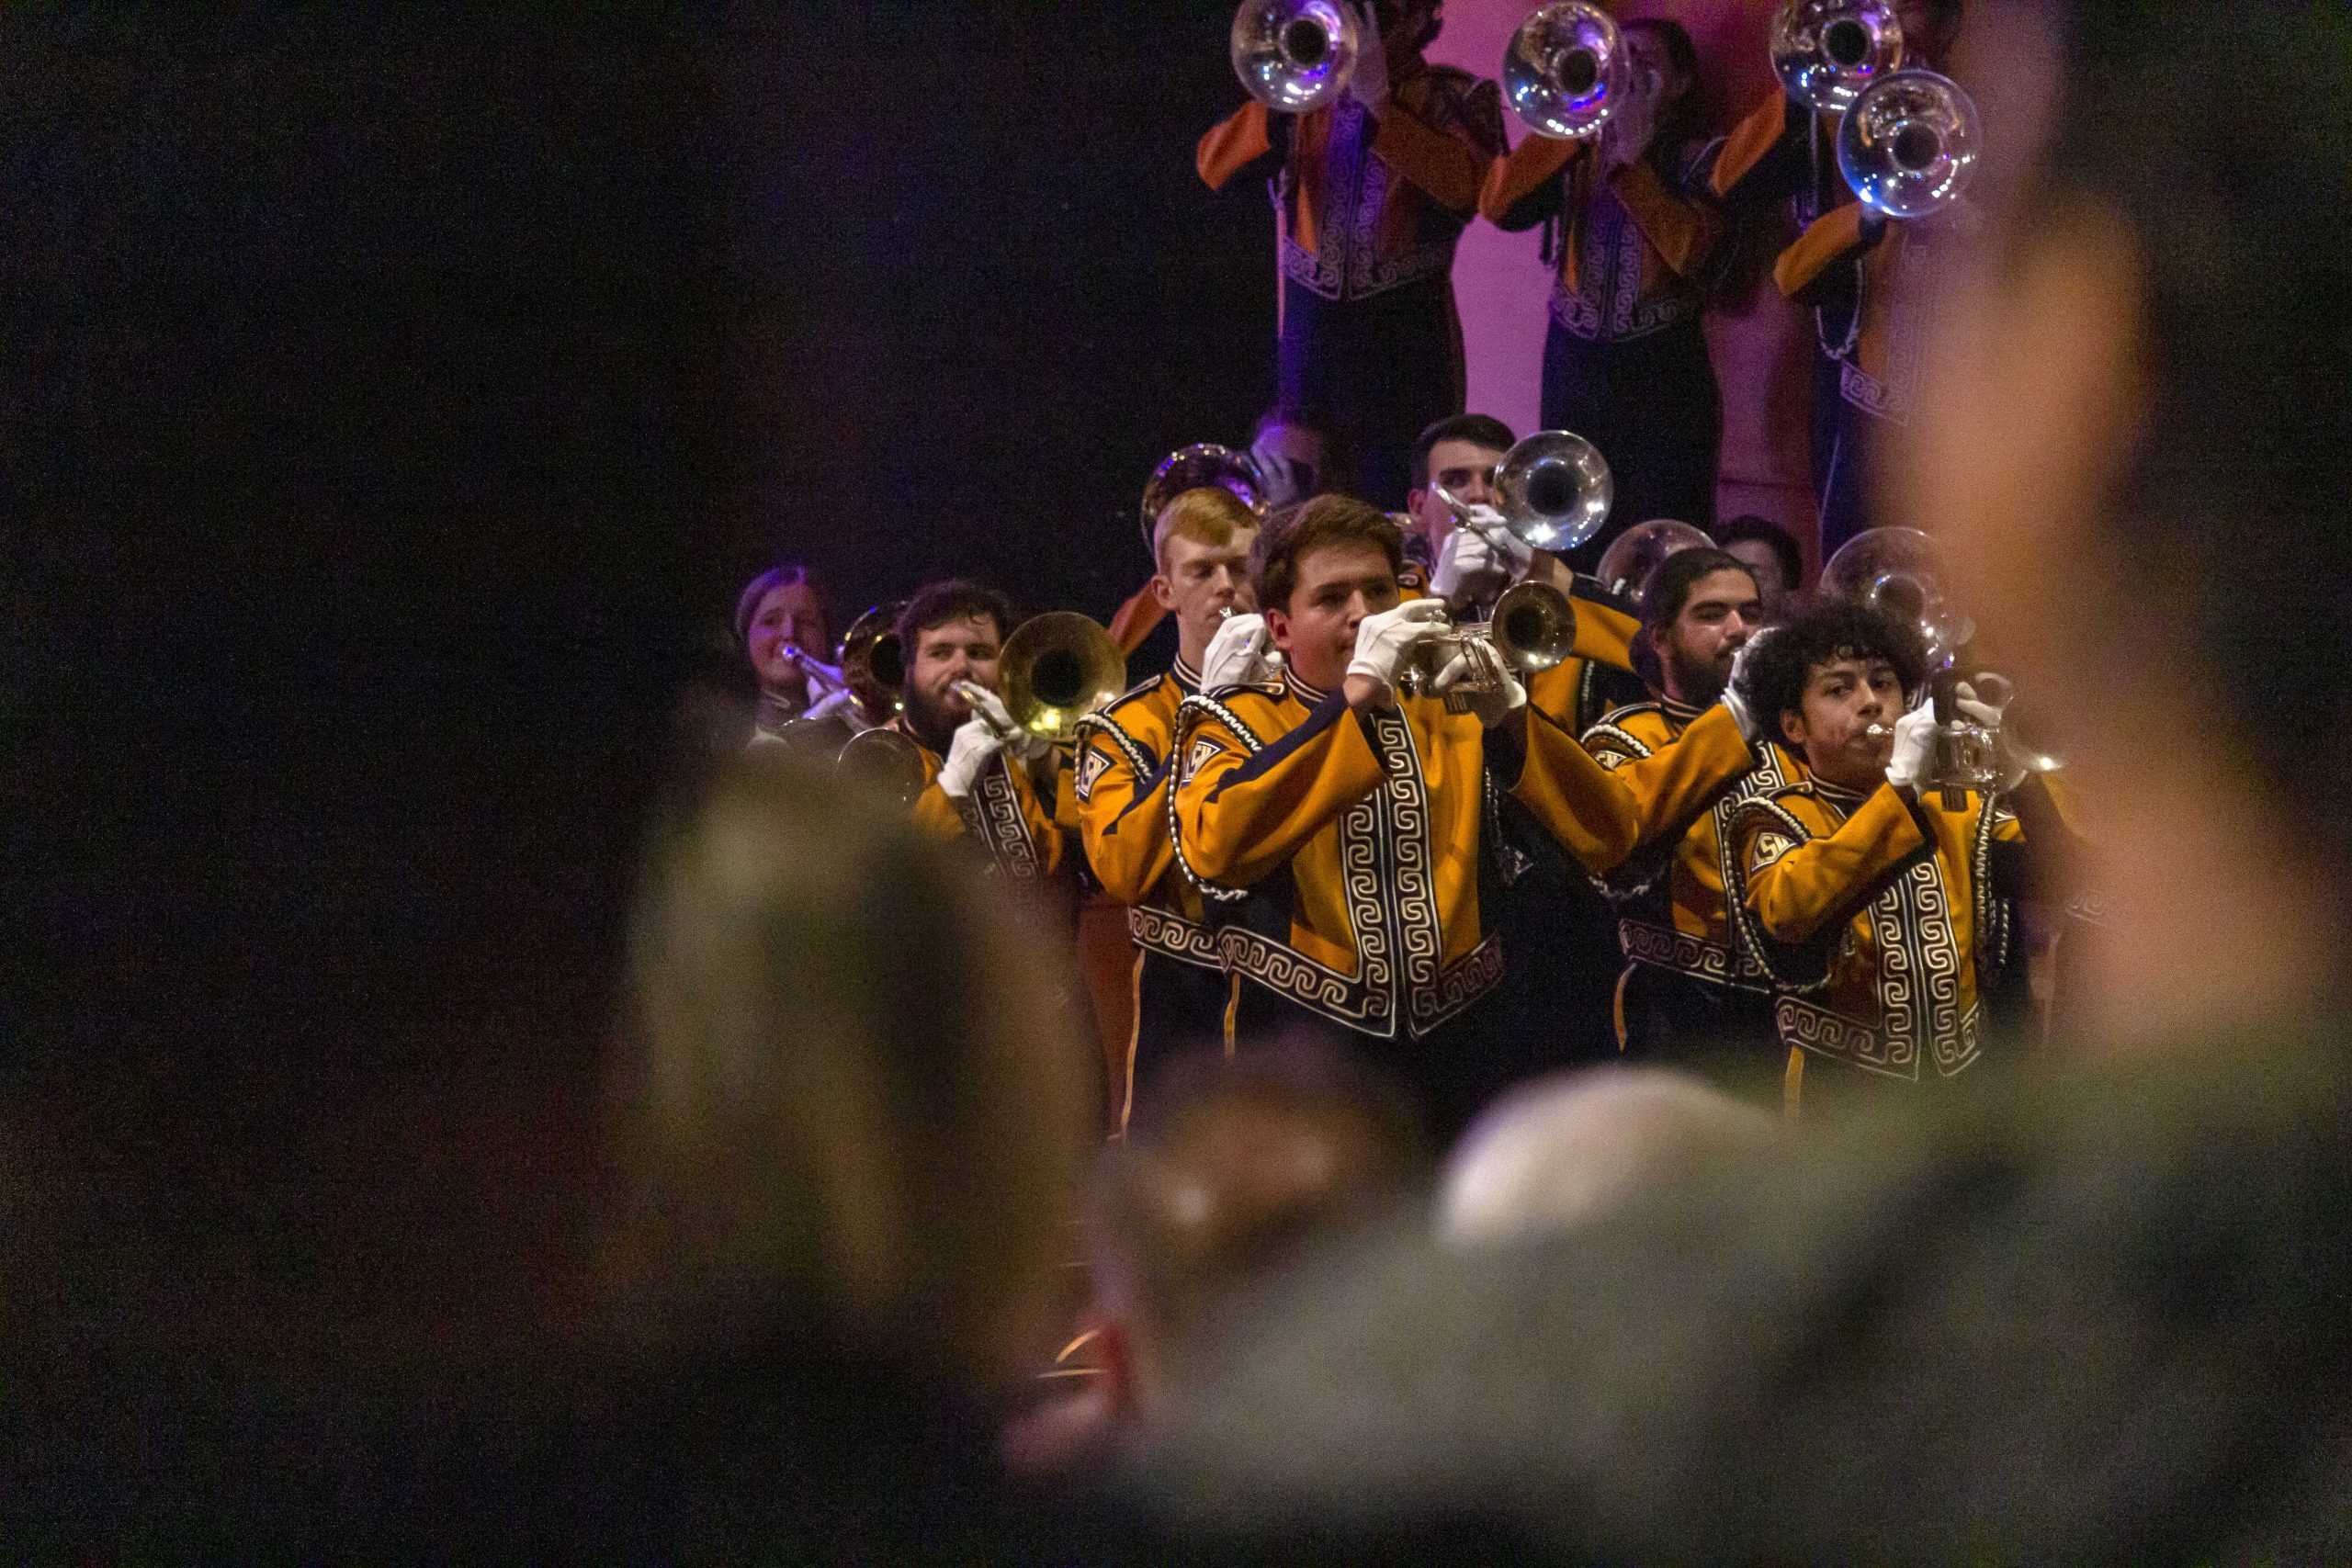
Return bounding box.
[738,488,2071,1148]
[1196,0,1965,558]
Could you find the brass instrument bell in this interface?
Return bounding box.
[1595,518,1714,604]
[836,725,930,807]
[1139,443,1266,555]
[1435,429,1614,555]
[1837,69,1981,220]
[1770,0,1904,113]
[1231,0,1360,115]
[1820,526,1973,665]
[997,612,1128,744]
[1401,581,1579,712]
[1503,2,1628,141]
[838,601,908,724]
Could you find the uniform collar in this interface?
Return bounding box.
[1284,671,1331,706]
[1813,775,1872,810]
[1656,689,1709,727]
[1171,654,1202,694]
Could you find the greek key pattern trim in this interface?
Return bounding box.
[1776,995,1981,1082]
[1128,904,1227,973]
[1280,98,1458,301]
[967,759,1040,882]
[1620,919,1770,994]
[1163,694,1265,905]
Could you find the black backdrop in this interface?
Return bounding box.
[5,4,1272,1088]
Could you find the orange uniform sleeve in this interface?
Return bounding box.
[1608,157,1725,277]
[1504,704,1642,873]
[1773,203,1871,299]
[1710,88,1800,204]
[1076,728,1173,908]
[1477,132,1579,230]
[1198,103,1275,192]
[1172,694,1385,886]
[1370,99,1496,216]
[1741,784,1928,944]
[911,755,1069,876]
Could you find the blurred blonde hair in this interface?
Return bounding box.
[605,750,1094,1384]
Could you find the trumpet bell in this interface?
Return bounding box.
[1000,612,1127,744]
[1491,429,1613,550]
[1821,526,1974,662]
[1231,0,1360,115]
[837,726,929,807]
[1488,580,1578,673]
[1837,69,1981,220]
[840,601,908,722]
[1594,518,1713,604]
[1503,3,1628,141]
[1140,443,1266,554]
[1770,0,1904,113]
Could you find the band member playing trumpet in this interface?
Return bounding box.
[1724,598,2024,1113]
[1198,1,1506,508]
[1477,17,1727,551]
[1170,497,1732,1141]
[891,580,1070,885]
[1075,489,1264,1126]
[1709,0,1966,553]
[1581,549,1802,1087]
[737,562,847,743]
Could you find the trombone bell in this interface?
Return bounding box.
[1503,3,1628,141]
[999,612,1127,744]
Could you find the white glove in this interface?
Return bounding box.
[964,683,1055,766]
[1884,703,1939,795]
[935,715,1004,800]
[1345,1,1391,112]
[1345,598,1452,699]
[1719,626,1774,743]
[1952,675,2008,729]
[1201,612,1282,691]
[1431,637,1527,728]
[804,685,858,723]
[1430,509,1533,605]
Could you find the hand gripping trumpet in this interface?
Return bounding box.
[1396,580,1580,713]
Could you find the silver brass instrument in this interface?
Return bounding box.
[776,642,850,699]
[1595,518,1714,604]
[1231,0,1360,115]
[1503,2,1627,141]
[1399,580,1579,713]
[990,612,1128,745]
[1837,69,1981,220]
[1770,0,1903,113]
[1821,526,1972,665]
[1139,443,1266,555]
[1433,428,1614,555]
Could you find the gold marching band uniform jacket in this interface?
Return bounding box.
[903,716,1070,885]
[1725,775,2020,1092]
[1072,655,1210,957]
[1580,695,1808,1007]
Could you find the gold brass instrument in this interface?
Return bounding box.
[1399,580,1579,712]
[838,602,908,726]
[991,612,1128,744]
[1503,3,1628,141]
[1837,69,1981,220]
[1770,0,1904,113]
[1139,443,1266,554]
[1231,0,1360,115]
[836,725,930,807]
[1594,517,1714,604]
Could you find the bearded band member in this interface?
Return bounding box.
[1170,497,1744,1141]
[1196,1,1505,508]
[892,580,1070,885]
[1579,550,1806,1089]
[1075,489,1263,1128]
[1724,600,2027,1113]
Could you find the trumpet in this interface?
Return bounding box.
[1503,2,1628,141]
[1837,69,1981,220]
[1231,0,1360,115]
[1399,580,1579,713]
[1770,0,1904,113]
[967,611,1127,746]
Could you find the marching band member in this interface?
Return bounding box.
[736,562,850,744]
[1724,598,2022,1113]
[892,580,1071,886]
[1075,489,1264,1126]
[1476,17,1726,553]
[1580,549,1801,1085]
[1196,1,1506,507]
[1169,497,1726,1141]
[1708,0,1966,552]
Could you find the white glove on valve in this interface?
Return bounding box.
[1431,637,1528,728]
[1884,703,1940,795]
[1344,599,1451,703]
[1200,612,1283,692]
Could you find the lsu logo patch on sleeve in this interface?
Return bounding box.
[1749,831,1798,872]
[1073,743,1115,804]
[1183,734,1227,781]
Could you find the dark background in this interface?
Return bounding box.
[5,4,1270,1092]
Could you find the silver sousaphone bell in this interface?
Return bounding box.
[1138,443,1266,556]
[1770,0,1904,113]
[1837,69,1982,220]
[1503,2,1628,141]
[1231,0,1361,115]
[1595,518,1714,604]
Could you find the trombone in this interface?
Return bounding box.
[958,611,1128,747]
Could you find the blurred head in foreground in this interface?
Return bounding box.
[1439,1069,1778,1245]
[608,750,1097,1387]
[1084,1044,1432,1424]
[1904,0,2352,1042]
